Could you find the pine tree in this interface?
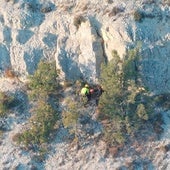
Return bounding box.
[15,60,60,148]
[98,49,153,146]
[99,50,125,120]
[28,60,60,100]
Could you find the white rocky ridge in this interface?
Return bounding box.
[0,0,170,169]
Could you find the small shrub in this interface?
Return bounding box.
[106,0,113,4]
[62,98,80,135]
[73,15,86,29]
[12,132,22,144]
[81,4,88,11]
[142,0,155,4]
[133,10,143,22]
[40,7,52,13]
[4,68,16,78]
[136,104,148,120]
[0,130,3,138]
[63,80,73,89]
[154,93,170,109]
[0,92,15,117]
[108,6,123,17]
[33,145,48,162]
[152,113,164,135]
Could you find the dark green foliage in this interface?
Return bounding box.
[98,48,153,146]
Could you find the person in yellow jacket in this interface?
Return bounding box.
[80,84,91,101]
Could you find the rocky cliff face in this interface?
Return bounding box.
[0,0,170,93]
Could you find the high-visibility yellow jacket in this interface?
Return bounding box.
[81,87,89,95]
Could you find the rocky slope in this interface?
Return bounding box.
[0,0,170,169]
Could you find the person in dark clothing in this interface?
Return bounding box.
[95,85,104,106]
[97,85,104,96]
